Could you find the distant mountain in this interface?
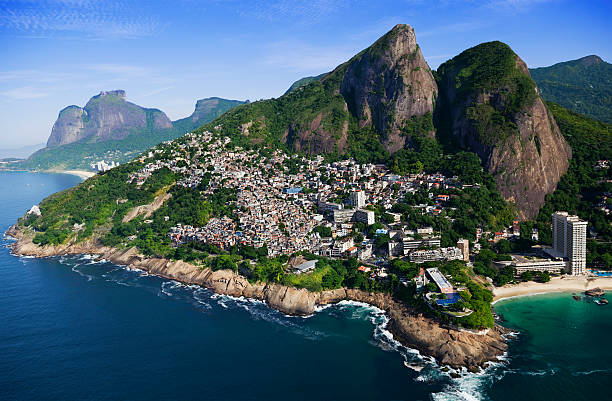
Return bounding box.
[172,97,246,133]
[530,55,612,123]
[0,143,45,159]
[47,90,172,147]
[284,73,327,95]
[17,92,245,171]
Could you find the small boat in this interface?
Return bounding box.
[585,288,605,297]
[573,295,582,301]
[594,299,608,305]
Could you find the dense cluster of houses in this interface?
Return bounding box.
[125,129,511,264]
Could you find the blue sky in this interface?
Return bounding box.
[1,0,610,148]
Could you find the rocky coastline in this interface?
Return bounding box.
[6,225,509,371]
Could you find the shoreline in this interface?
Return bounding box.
[5,224,510,371]
[492,276,612,304]
[45,169,96,180]
[0,168,97,181]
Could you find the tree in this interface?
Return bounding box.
[520,271,533,282]
[313,225,332,238]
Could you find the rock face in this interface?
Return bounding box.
[338,24,438,152]
[220,24,437,156]
[436,42,572,220]
[46,90,172,147]
[8,225,509,371]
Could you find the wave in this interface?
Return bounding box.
[572,368,612,376]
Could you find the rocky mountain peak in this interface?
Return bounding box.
[338,23,438,152]
[436,41,572,220]
[578,55,604,67]
[95,90,127,100]
[46,90,172,147]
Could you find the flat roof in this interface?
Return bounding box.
[426,267,453,292]
[295,260,318,272]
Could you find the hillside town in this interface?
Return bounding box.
[127,129,593,284]
[128,131,474,262]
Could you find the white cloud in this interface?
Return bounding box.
[0,0,163,39]
[236,0,348,23]
[0,86,49,99]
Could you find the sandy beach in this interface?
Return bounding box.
[47,169,96,180]
[493,275,612,303]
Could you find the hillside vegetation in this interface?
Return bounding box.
[530,55,612,124]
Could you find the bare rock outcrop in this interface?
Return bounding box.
[46,90,172,147]
[339,24,438,152]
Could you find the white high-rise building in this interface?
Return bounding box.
[552,212,588,275]
[351,190,366,209]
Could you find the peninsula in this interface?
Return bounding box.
[7,24,611,373]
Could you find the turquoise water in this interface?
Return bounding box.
[492,293,612,400]
[1,171,611,400]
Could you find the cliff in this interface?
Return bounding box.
[436,42,572,220]
[47,90,172,147]
[338,24,437,152]
[7,225,508,371]
[210,24,437,155]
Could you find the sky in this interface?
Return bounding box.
[0,0,610,148]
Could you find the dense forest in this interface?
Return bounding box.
[530,55,612,124]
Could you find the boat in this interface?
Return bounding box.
[585,288,605,297]
[573,295,582,301]
[594,298,608,305]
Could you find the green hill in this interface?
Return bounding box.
[283,73,328,95]
[530,55,612,123]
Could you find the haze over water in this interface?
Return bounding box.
[1,171,610,401]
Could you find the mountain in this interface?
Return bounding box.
[435,41,571,220]
[212,24,437,155]
[284,73,327,95]
[205,27,569,220]
[172,97,246,133]
[15,93,244,171]
[529,55,612,123]
[0,143,45,159]
[47,90,172,147]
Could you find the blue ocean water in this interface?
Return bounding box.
[1,171,610,401]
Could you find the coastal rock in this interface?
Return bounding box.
[7,225,508,370]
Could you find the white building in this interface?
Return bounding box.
[551,212,588,275]
[351,190,366,209]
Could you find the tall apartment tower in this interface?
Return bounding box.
[351,190,366,209]
[456,239,470,262]
[552,212,588,275]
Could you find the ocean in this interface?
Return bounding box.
[1,171,610,401]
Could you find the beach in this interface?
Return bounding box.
[48,169,96,180]
[493,275,612,303]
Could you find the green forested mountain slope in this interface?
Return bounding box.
[530,55,612,123]
[283,73,328,95]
